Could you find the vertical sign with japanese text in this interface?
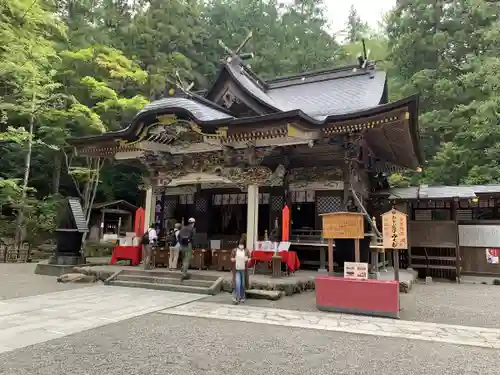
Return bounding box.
[382,209,408,249]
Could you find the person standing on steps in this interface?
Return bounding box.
[231,241,250,304]
[141,223,157,270]
[179,218,195,281]
[168,222,181,270]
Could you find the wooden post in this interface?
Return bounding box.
[328,239,334,274]
[354,239,360,263]
[272,255,281,278]
[453,198,461,283]
[393,249,400,282]
[319,246,326,272]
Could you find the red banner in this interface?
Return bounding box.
[282,204,290,241]
[134,207,145,236]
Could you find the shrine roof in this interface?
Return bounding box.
[220,61,387,118]
[375,185,500,200]
[140,97,234,121]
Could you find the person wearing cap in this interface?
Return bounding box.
[178,218,196,280]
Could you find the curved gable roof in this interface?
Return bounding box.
[211,59,387,118]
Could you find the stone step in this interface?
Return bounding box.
[117,274,214,288]
[109,280,216,295]
[120,269,218,282]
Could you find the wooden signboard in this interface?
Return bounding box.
[459,225,500,248]
[382,208,408,250]
[320,212,365,273]
[320,212,364,239]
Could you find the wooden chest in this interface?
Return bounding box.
[153,247,169,267]
[212,249,233,271]
[190,248,211,270]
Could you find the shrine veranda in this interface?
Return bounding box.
[68,53,422,270]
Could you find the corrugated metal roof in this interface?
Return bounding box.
[376,185,500,200]
[268,71,386,117]
[226,60,386,117]
[419,185,476,199]
[140,97,233,122]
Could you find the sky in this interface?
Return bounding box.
[323,0,396,36]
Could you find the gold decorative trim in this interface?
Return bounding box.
[116,122,156,148]
[222,128,287,143]
[190,123,228,138]
[322,115,401,135]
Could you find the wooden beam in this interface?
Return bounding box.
[101,208,132,215]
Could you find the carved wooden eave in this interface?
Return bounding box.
[67,94,421,172]
[140,165,286,191]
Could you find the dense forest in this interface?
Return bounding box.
[0,0,499,246]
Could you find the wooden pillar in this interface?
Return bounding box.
[246,184,259,250]
[144,186,153,230]
[342,151,351,209]
[194,189,209,234]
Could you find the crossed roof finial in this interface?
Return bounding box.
[218,30,254,63]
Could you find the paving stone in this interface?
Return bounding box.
[0,285,206,354]
[160,301,500,349]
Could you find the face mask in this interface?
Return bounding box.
[238,244,244,249]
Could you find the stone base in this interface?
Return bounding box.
[34,263,83,277]
[48,254,86,266]
[35,256,87,277]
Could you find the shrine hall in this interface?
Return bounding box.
[67,46,422,270]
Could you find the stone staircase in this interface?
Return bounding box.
[105,269,223,295]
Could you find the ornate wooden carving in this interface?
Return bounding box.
[288,166,342,185]
[221,164,285,190]
[139,148,285,189]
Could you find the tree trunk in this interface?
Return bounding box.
[15,86,36,252]
[52,151,62,195]
[81,157,102,245]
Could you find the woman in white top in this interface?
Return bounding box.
[231,242,250,304]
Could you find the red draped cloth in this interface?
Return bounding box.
[110,246,142,265]
[248,250,300,272]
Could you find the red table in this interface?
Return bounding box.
[110,245,142,265]
[248,250,300,273]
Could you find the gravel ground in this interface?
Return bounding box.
[0,264,90,300]
[403,281,500,328]
[203,281,500,328]
[0,313,497,375]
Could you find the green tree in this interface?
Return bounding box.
[203,0,341,79]
[345,5,369,43]
[386,0,500,185]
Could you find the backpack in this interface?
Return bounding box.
[167,229,178,247]
[141,229,151,245]
[178,226,193,246]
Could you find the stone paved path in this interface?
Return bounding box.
[160,301,500,349]
[0,285,205,354]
